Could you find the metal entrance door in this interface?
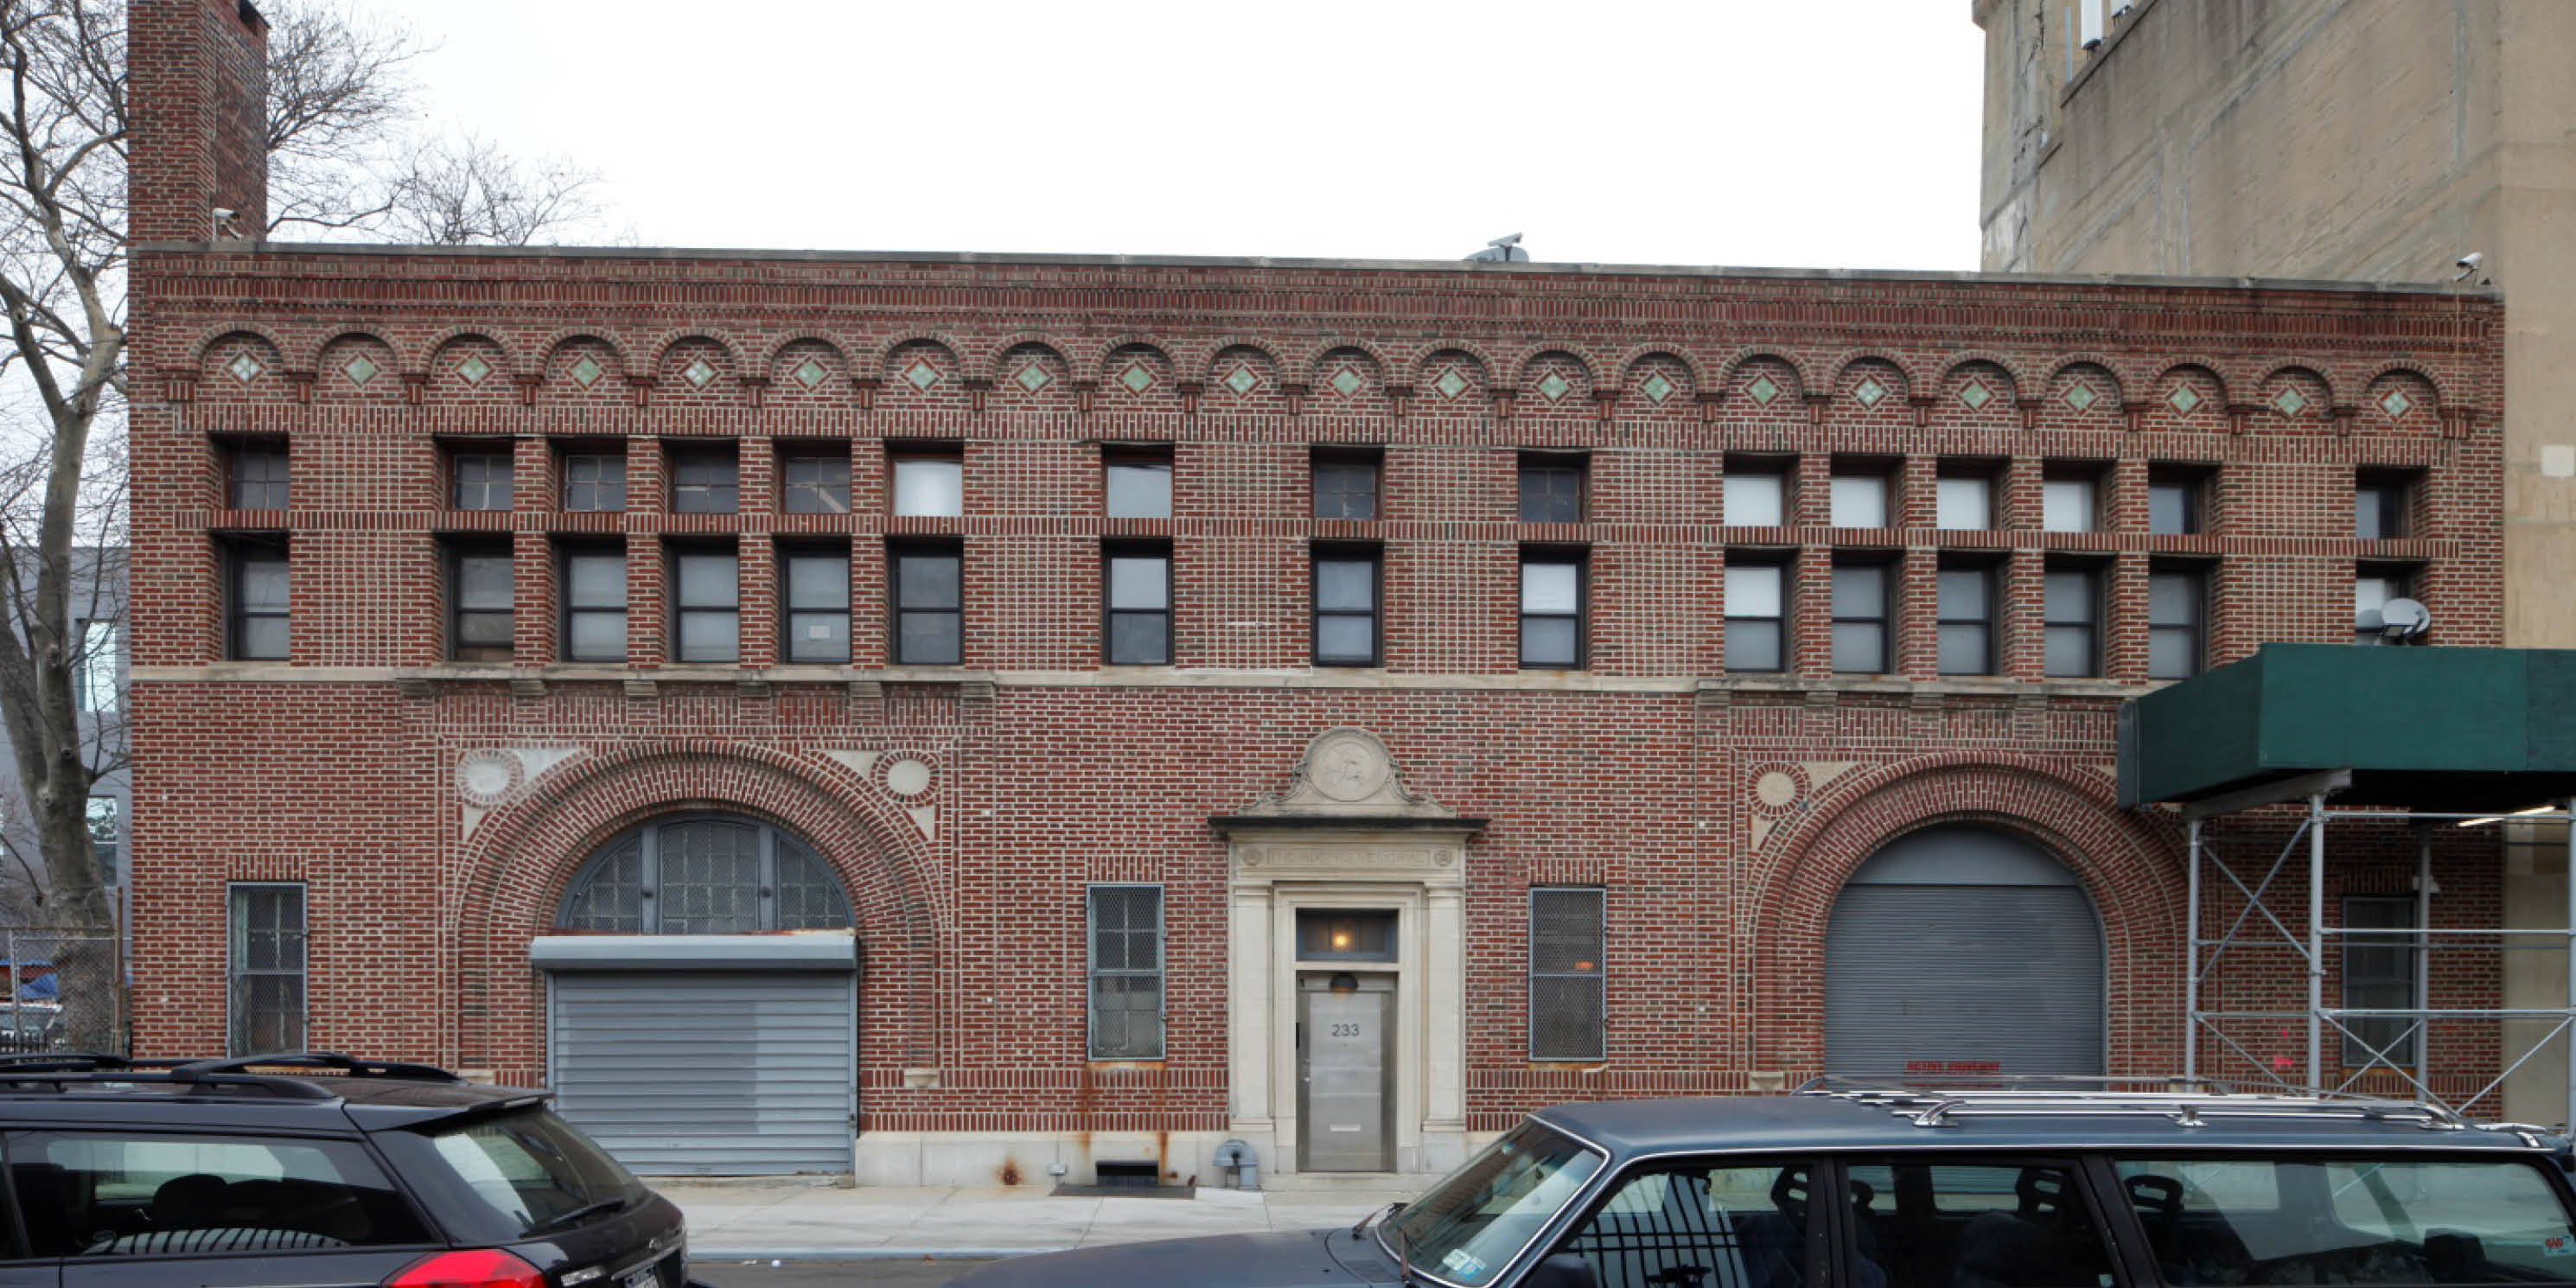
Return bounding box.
[1298,974,1393,1171]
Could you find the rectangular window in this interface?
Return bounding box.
[226,538,290,660]
[2343,895,2420,1067]
[1723,467,1787,527]
[2044,565,2103,678]
[781,451,851,514]
[450,449,513,512]
[560,450,626,513]
[227,441,289,510]
[448,542,514,662]
[558,545,628,664]
[2110,1157,2576,1287]
[1725,562,1786,673]
[1935,564,1995,676]
[1106,450,1173,520]
[1312,450,1380,520]
[2149,470,2204,535]
[1519,454,1585,524]
[781,545,851,664]
[890,451,963,517]
[1829,470,1888,528]
[1312,548,1380,666]
[1087,884,1164,1061]
[227,883,306,1057]
[669,544,739,663]
[14,1129,431,1259]
[667,446,739,514]
[2043,473,2098,532]
[1849,1162,2118,1288]
[1105,543,1172,665]
[86,795,118,886]
[2148,567,2207,679]
[2356,473,2411,539]
[74,619,117,712]
[1830,562,1889,674]
[1529,888,1605,1061]
[891,542,962,665]
[1935,474,1994,530]
[2355,570,2409,645]
[1520,552,1585,669]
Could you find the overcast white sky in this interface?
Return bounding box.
[345,0,1988,271]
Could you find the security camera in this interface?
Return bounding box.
[212,207,238,223]
[2453,252,2484,282]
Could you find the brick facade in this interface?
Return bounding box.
[124,1,2510,1182]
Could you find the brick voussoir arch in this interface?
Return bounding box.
[452,741,942,1067]
[305,327,407,374]
[421,328,519,379]
[1745,753,2185,1074]
[1400,340,1502,386]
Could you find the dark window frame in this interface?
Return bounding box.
[1725,556,1789,673]
[449,445,514,512]
[779,449,853,515]
[2148,563,2211,680]
[557,813,853,934]
[2148,467,2209,536]
[889,539,964,666]
[1528,886,1606,1062]
[226,881,307,1057]
[445,539,514,662]
[1935,559,1999,677]
[225,535,290,661]
[1933,464,2000,531]
[1311,544,1382,667]
[1721,457,1793,527]
[779,540,852,665]
[1104,445,1175,520]
[1518,452,1587,524]
[1827,460,1897,529]
[2356,470,2416,539]
[2043,561,2107,679]
[666,443,741,514]
[1311,448,1383,520]
[2042,465,2105,533]
[1519,546,1587,669]
[1102,539,1173,666]
[558,448,628,513]
[1829,558,1893,675]
[226,439,290,511]
[667,539,740,664]
[557,541,628,665]
[2342,894,2422,1068]
[1087,883,1165,1062]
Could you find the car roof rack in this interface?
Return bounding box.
[0,1051,466,1100]
[1794,1074,2478,1132]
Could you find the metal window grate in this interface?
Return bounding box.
[558,818,851,934]
[1530,888,1604,1061]
[227,884,306,1057]
[1088,885,1164,1060]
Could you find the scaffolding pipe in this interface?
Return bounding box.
[2309,794,2328,1091]
[2186,818,2203,1084]
[2565,799,2574,1131]
[2417,827,2433,1092]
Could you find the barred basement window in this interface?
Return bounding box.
[558,816,852,934]
[227,883,306,1057]
[1088,884,1164,1060]
[1529,888,1604,1061]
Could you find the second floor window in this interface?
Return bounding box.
[781,546,851,664]
[1725,562,1786,673]
[1104,545,1172,666]
[1830,563,1890,674]
[1106,451,1173,520]
[228,442,289,510]
[1313,453,1380,520]
[670,545,739,663]
[1936,564,1995,676]
[892,544,962,665]
[2044,567,2102,678]
[2148,568,2207,679]
[451,450,513,511]
[1520,553,1584,668]
[449,544,514,662]
[562,452,626,513]
[668,449,739,514]
[560,546,627,664]
[226,539,290,660]
[1519,455,1584,523]
[1313,549,1380,666]
[781,453,851,514]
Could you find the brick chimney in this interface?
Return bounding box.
[128,0,269,242]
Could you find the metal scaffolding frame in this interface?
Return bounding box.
[2182,768,2576,1126]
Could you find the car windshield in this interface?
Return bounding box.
[418,1108,645,1239]
[1386,1119,1604,1285]
[2114,1155,2576,1285]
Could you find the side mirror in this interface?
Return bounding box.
[1521,1253,1601,1288]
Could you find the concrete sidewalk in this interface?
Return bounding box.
[664,1180,1418,1261]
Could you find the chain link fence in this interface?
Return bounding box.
[0,927,124,1055]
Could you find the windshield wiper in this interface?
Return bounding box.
[1353,1200,1406,1238]
[526,1196,633,1235]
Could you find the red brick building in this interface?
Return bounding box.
[126,0,2509,1180]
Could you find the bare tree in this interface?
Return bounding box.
[0,0,603,1049]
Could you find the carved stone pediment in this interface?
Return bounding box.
[1233,727,1457,820]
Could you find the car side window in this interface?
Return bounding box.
[10,1130,431,1258]
[1547,1158,1817,1288]
[1844,1159,2116,1288]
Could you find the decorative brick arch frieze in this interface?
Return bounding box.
[1938,349,2036,400]
[1610,343,1707,389]
[1196,335,1288,382]
[2358,360,2457,409]
[1718,347,1819,398]
[1400,341,1502,386]
[189,324,290,369]
[304,327,406,374]
[1744,753,2185,1076]
[452,742,943,1070]
[422,328,518,378]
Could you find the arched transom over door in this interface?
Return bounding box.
[1824,826,2106,1078]
[539,814,858,1176]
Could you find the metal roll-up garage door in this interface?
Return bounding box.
[534,934,857,1176]
[1824,826,2105,1077]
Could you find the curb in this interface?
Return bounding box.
[695,1247,1055,1262]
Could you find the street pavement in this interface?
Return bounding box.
[661,1179,1413,1261]
[694,1259,992,1287]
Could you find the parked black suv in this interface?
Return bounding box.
[0,1052,697,1288]
[950,1080,2576,1288]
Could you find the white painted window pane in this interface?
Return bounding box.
[1521,562,1580,615]
[2044,479,2096,532]
[1726,565,1782,617]
[893,459,962,516]
[1830,475,1887,528]
[1725,474,1784,526]
[1108,557,1169,610]
[1936,477,1992,530]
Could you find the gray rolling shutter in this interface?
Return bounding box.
[549,972,855,1175]
[1825,883,2104,1076]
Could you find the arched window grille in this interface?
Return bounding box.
[558,814,852,934]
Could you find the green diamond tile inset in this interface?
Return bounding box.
[341,354,379,386]
[1118,361,1156,394]
[1223,365,1260,396]
[1014,362,1054,393]
[1852,375,1888,408]
[2379,388,2413,418]
[792,358,830,390]
[1640,371,1676,405]
[1433,367,1470,399]
[1535,371,1573,402]
[226,352,264,384]
[1329,367,1365,397]
[2166,384,2202,415]
[1958,378,1992,410]
[2061,381,2099,413]
[902,358,943,392]
[2272,386,2309,416]
[456,354,493,386]
[681,358,719,389]
[1746,373,1782,406]
[568,354,605,387]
